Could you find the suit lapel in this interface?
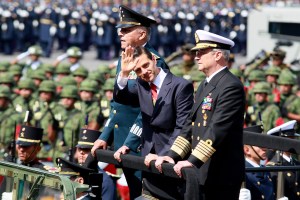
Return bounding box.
[192,68,229,116]
[152,71,172,117]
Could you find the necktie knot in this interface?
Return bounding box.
[150,83,157,104]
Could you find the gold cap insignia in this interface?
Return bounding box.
[22,127,25,131]
[82,136,87,140]
[21,132,24,137]
[83,129,87,134]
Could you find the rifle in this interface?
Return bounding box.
[69,130,74,162]
[9,121,17,163]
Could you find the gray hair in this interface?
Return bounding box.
[211,49,230,62]
[137,26,151,42]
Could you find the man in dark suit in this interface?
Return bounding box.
[91,5,168,199]
[155,29,246,199]
[114,46,194,199]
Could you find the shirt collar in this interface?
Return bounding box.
[152,68,167,90]
[246,157,260,167]
[206,66,227,83]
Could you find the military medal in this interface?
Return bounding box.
[203,113,208,127]
[202,94,213,111]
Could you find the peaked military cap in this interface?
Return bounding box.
[244,125,264,134]
[16,125,43,146]
[76,128,101,149]
[116,5,157,28]
[56,157,95,184]
[267,120,300,137]
[191,30,235,51]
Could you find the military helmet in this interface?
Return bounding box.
[60,85,78,99]
[41,63,55,73]
[230,68,243,78]
[277,70,296,85]
[248,70,265,82]
[265,65,281,76]
[102,78,115,91]
[39,80,56,93]
[28,45,42,56]
[73,66,88,77]
[88,71,105,84]
[56,63,71,74]
[57,76,77,86]
[181,43,194,54]
[0,86,10,99]
[0,73,14,84]
[0,63,8,72]
[97,65,110,74]
[30,70,46,80]
[9,64,23,75]
[271,48,286,59]
[18,79,35,90]
[67,46,82,58]
[253,82,271,94]
[79,79,98,93]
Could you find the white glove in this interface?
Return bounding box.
[2,192,13,200]
[239,188,251,200]
[56,53,68,62]
[16,51,30,61]
[278,197,288,200]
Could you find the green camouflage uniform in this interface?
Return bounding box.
[30,80,64,159]
[246,82,281,132]
[55,86,84,158]
[0,86,22,159]
[77,79,104,129]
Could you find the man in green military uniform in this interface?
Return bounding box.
[9,64,23,89]
[0,72,17,100]
[11,45,43,77]
[78,79,104,130]
[270,48,289,71]
[0,86,22,160]
[13,79,36,119]
[245,82,281,132]
[30,80,64,160]
[265,65,281,104]
[30,69,46,100]
[56,85,84,158]
[72,66,89,87]
[53,46,83,72]
[277,71,297,111]
[246,70,266,106]
[170,43,198,80]
[55,63,71,82]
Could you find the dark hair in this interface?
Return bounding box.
[133,46,152,60]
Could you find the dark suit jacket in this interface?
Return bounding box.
[114,70,194,156]
[169,67,246,187]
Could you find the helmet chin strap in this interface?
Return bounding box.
[250,146,264,162]
[23,145,38,164]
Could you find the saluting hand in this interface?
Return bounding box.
[120,46,139,77]
[91,139,107,157]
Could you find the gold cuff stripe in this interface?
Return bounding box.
[170,136,191,158]
[59,171,80,176]
[119,21,141,26]
[192,140,216,163]
[78,141,94,145]
[17,138,40,143]
[191,43,217,50]
[142,193,159,200]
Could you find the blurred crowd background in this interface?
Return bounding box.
[0,0,299,59]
